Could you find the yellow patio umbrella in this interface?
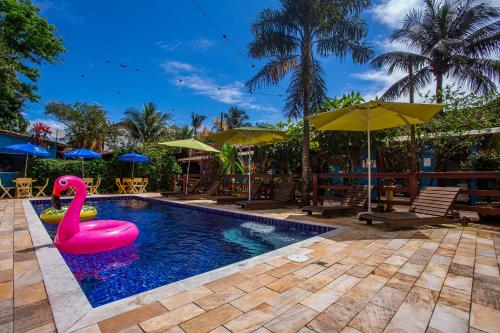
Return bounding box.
[159,139,220,194]
[207,127,287,201]
[307,100,446,212]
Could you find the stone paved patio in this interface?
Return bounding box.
[1,197,499,333]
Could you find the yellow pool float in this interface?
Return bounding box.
[40,205,97,224]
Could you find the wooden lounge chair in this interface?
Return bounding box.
[236,180,295,210]
[34,178,49,198]
[161,179,201,197]
[0,180,15,199]
[359,187,462,228]
[116,178,127,194]
[216,181,263,204]
[90,177,101,195]
[302,185,373,217]
[140,178,148,193]
[176,180,221,200]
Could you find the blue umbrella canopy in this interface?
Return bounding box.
[118,153,150,163]
[118,153,149,178]
[1,143,50,177]
[63,148,101,159]
[63,148,101,178]
[2,143,50,157]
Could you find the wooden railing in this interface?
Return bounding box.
[176,171,499,211]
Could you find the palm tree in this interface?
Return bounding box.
[122,102,171,143]
[246,0,372,194]
[225,106,250,129]
[372,0,499,103]
[190,112,207,137]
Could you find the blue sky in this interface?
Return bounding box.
[27,0,437,132]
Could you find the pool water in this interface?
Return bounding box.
[32,198,329,307]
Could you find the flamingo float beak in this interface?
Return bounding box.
[52,187,62,210]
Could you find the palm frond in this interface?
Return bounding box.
[245,56,299,92]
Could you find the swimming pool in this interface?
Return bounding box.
[31,197,332,307]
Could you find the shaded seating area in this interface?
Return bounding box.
[359,187,462,228]
[216,181,264,204]
[236,179,295,210]
[176,180,221,200]
[161,178,201,197]
[303,185,373,217]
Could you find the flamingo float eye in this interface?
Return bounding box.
[59,179,68,186]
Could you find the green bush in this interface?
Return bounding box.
[27,149,181,193]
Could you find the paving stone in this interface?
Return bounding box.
[266,287,312,311]
[335,286,376,312]
[267,263,300,278]
[72,324,102,333]
[240,264,275,278]
[386,273,418,292]
[384,255,408,266]
[13,281,47,308]
[472,286,500,310]
[160,286,213,310]
[266,257,290,268]
[474,273,500,292]
[180,303,242,333]
[439,286,471,313]
[346,264,375,278]
[300,286,342,312]
[230,287,278,312]
[99,302,168,333]
[428,303,469,333]
[223,303,279,333]
[404,286,438,311]
[354,274,387,293]
[348,302,394,333]
[448,262,473,277]
[12,299,53,333]
[318,263,350,278]
[407,254,431,266]
[327,274,360,293]
[298,273,334,292]
[475,263,500,278]
[0,282,12,302]
[236,274,277,293]
[195,287,246,311]
[265,304,318,333]
[307,303,357,333]
[293,264,326,278]
[266,274,306,293]
[443,274,472,294]
[373,264,399,279]
[205,274,248,292]
[470,302,500,333]
[140,303,205,333]
[371,286,407,311]
[384,303,432,333]
[414,272,445,292]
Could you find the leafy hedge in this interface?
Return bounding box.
[27,148,181,193]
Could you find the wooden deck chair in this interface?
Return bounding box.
[15,178,33,198]
[83,178,94,195]
[303,185,373,217]
[34,178,49,198]
[0,179,15,199]
[216,181,263,204]
[359,187,462,228]
[140,178,148,193]
[176,180,221,200]
[90,177,101,195]
[131,178,143,193]
[236,180,295,210]
[116,178,127,194]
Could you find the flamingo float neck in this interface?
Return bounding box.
[54,176,87,242]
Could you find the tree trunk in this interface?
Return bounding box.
[301,32,312,204]
[435,73,443,103]
[408,64,417,172]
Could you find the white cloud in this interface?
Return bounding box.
[160,61,277,112]
[351,69,407,100]
[156,38,214,52]
[371,0,424,28]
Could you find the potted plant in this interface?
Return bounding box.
[476,202,500,222]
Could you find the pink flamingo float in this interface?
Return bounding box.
[52,175,139,254]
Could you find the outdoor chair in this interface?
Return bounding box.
[359,187,463,228]
[83,178,94,194]
[161,179,201,197]
[116,178,127,194]
[303,185,373,217]
[131,178,143,193]
[34,178,49,198]
[176,180,221,200]
[90,177,101,195]
[15,178,33,199]
[0,180,15,199]
[216,181,263,204]
[236,180,295,210]
[140,178,149,193]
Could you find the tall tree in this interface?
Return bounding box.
[224,106,250,129]
[246,0,372,197]
[0,0,64,132]
[190,112,207,137]
[372,0,499,103]
[122,102,171,144]
[45,102,114,150]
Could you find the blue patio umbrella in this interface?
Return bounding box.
[118,153,150,178]
[63,148,102,177]
[1,143,50,177]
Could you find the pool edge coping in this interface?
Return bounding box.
[23,196,347,333]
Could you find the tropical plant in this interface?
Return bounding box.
[216,144,244,175]
[371,0,499,103]
[31,122,52,147]
[121,102,171,144]
[224,106,250,129]
[0,0,64,132]
[190,112,207,137]
[45,102,115,150]
[246,0,373,197]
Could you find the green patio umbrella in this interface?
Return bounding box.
[207,127,287,201]
[159,139,220,194]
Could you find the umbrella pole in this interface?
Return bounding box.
[186,149,192,195]
[24,154,28,177]
[248,142,252,202]
[367,122,372,213]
